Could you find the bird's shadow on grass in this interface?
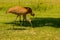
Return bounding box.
[7,27,26,30]
[4,18,60,28]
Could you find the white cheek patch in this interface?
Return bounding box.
[26,18,32,22]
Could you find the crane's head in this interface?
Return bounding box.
[31,13,35,17]
[32,13,35,16]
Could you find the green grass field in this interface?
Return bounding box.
[0,0,60,40]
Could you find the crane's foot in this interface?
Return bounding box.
[20,21,23,26]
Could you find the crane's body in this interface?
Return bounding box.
[6,6,35,27]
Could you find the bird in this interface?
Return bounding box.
[6,6,35,27]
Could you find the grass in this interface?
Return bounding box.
[0,26,60,40]
[0,0,60,40]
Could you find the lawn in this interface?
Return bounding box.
[0,0,60,40]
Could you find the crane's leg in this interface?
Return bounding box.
[23,15,26,21]
[19,16,21,21]
[13,16,18,29]
[19,16,22,26]
[14,16,18,22]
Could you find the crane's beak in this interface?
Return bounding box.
[33,14,35,18]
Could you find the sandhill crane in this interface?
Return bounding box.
[6,6,35,27]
